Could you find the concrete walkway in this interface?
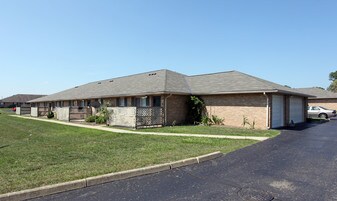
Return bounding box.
[11,115,269,141]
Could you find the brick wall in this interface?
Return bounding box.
[201,94,268,129]
[308,99,337,110]
[166,95,189,125]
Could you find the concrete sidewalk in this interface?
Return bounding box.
[11,115,269,141]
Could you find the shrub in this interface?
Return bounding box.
[95,115,106,124]
[242,116,255,129]
[201,116,212,126]
[201,115,224,126]
[7,104,16,108]
[211,115,224,125]
[47,111,54,119]
[85,115,96,123]
[94,106,112,124]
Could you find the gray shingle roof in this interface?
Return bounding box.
[1,94,46,103]
[186,71,307,95]
[296,87,337,99]
[29,69,310,103]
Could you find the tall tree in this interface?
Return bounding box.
[328,80,337,92]
[328,71,337,92]
[329,71,337,81]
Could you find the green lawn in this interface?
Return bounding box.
[0,109,257,194]
[137,125,280,137]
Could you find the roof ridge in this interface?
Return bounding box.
[163,70,191,93]
[187,70,236,77]
[233,71,286,90]
[87,69,169,84]
[163,69,168,92]
[183,75,192,94]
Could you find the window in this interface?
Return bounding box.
[136,96,149,107]
[152,96,161,107]
[312,106,320,110]
[117,97,128,107]
[80,100,85,107]
[130,98,136,106]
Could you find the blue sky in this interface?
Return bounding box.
[0,0,336,98]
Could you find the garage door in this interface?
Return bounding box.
[272,95,284,128]
[289,97,304,123]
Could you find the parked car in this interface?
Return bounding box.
[307,106,336,119]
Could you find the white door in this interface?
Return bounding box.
[289,97,304,123]
[272,95,284,128]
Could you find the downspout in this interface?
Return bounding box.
[164,94,173,126]
[263,92,270,129]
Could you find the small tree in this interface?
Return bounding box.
[186,96,205,124]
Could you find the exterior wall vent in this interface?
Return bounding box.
[75,86,79,88]
[98,82,101,84]
[148,73,157,76]
[109,80,114,82]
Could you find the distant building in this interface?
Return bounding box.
[296,87,337,110]
[0,94,46,108]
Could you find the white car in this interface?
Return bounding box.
[308,106,336,119]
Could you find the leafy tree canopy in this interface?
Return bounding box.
[329,71,337,81]
[328,80,337,92]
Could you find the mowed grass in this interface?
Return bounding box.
[0,110,257,194]
[137,125,280,137]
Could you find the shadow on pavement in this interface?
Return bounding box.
[275,118,331,131]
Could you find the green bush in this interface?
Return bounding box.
[7,104,16,108]
[95,116,106,124]
[211,115,224,125]
[85,115,96,123]
[93,106,112,124]
[201,116,212,126]
[47,111,54,119]
[200,115,224,126]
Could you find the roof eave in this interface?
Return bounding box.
[191,90,278,95]
[27,91,191,103]
[275,90,315,97]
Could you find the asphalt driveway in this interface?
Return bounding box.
[32,119,337,201]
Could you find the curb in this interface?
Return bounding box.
[0,151,222,201]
